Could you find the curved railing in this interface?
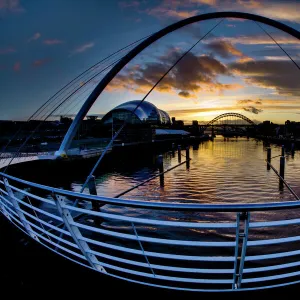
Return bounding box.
[1,171,300,292]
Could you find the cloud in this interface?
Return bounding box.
[168,106,240,116]
[0,46,16,54]
[206,33,299,46]
[178,91,191,98]
[264,56,292,61]
[230,59,300,96]
[71,42,94,55]
[237,56,254,63]
[28,32,41,43]
[205,40,244,58]
[242,106,263,114]
[237,99,263,114]
[108,48,242,98]
[0,0,25,13]
[137,0,300,23]
[146,6,199,19]
[32,58,51,67]
[236,0,262,9]
[253,1,300,23]
[13,61,20,72]
[119,1,141,9]
[43,39,64,45]
[237,99,262,105]
[192,0,217,6]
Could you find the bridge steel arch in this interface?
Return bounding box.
[55,12,300,156]
[206,113,256,126]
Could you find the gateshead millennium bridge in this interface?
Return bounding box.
[1,12,300,292]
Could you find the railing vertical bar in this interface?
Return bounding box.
[132,222,156,277]
[53,193,107,274]
[232,212,241,289]
[237,212,250,288]
[26,195,53,243]
[3,177,40,242]
[0,187,12,221]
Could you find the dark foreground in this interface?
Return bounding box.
[1,216,300,298]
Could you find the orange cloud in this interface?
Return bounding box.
[193,0,217,5]
[167,106,240,118]
[237,0,262,9]
[138,0,300,23]
[206,34,299,46]
[205,40,244,58]
[237,56,254,63]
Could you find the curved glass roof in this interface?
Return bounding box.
[101,100,171,125]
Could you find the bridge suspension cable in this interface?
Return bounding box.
[254,21,300,71]
[80,19,225,193]
[1,34,153,171]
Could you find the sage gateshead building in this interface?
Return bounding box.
[101,100,171,125]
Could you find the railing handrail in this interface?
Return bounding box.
[1,171,299,212]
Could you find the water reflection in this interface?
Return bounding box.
[69,136,300,205]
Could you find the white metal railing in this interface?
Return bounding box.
[1,171,300,291]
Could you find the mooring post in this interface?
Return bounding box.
[193,143,199,150]
[291,143,295,157]
[172,143,175,157]
[157,154,164,187]
[281,145,285,157]
[186,146,190,169]
[279,155,285,190]
[267,147,271,170]
[178,145,181,162]
[87,175,100,211]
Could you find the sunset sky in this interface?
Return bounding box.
[0,0,300,124]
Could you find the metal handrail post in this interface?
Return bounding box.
[232,213,241,289]
[3,178,39,242]
[53,193,106,273]
[237,212,250,288]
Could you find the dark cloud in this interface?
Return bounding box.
[205,40,244,59]
[109,49,240,98]
[237,99,263,105]
[243,106,263,114]
[178,91,191,98]
[230,60,300,96]
[237,99,263,114]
